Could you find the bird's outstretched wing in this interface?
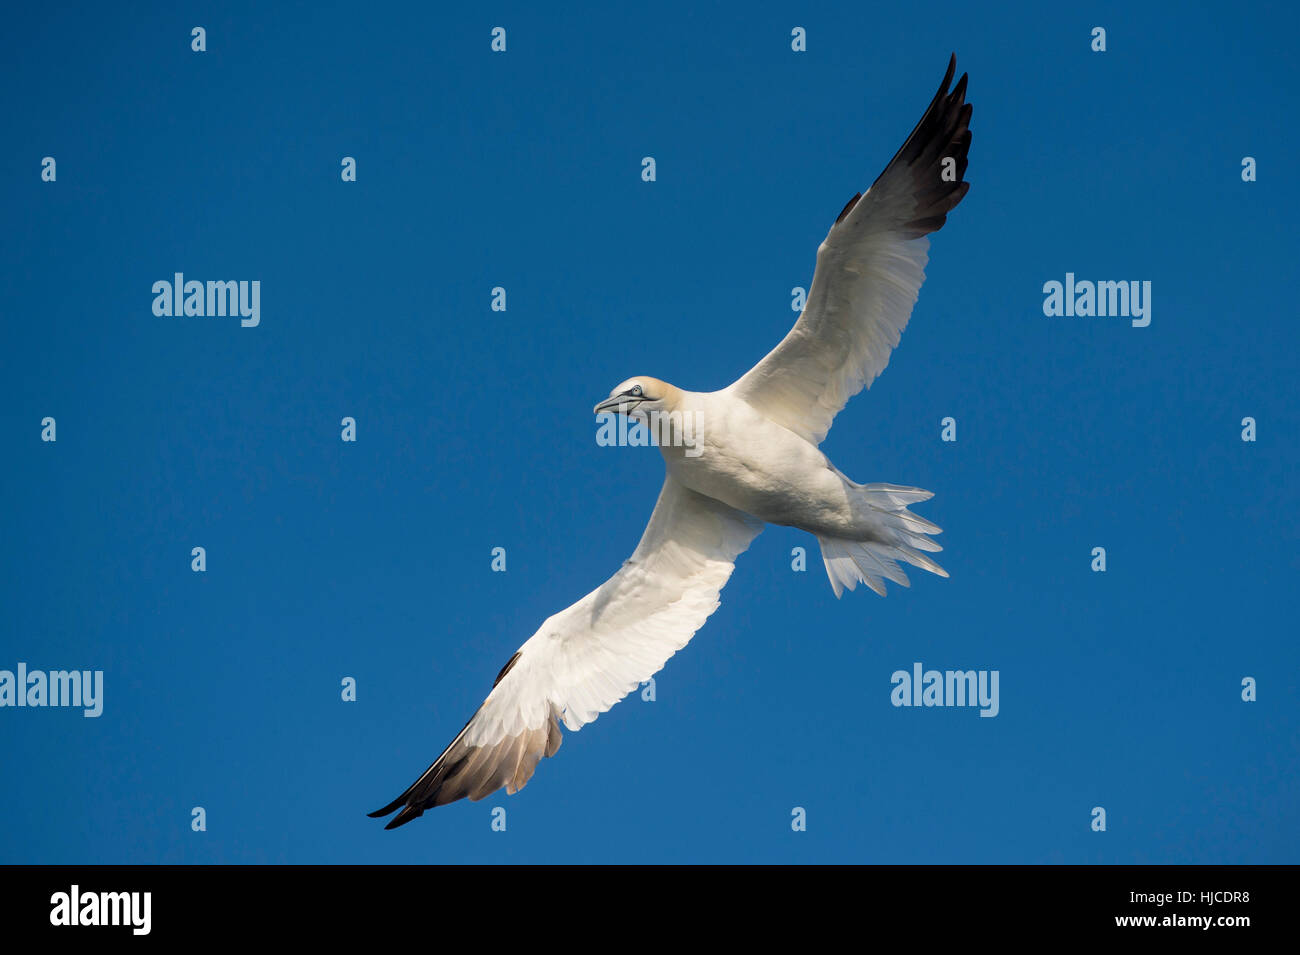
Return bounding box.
[369,478,762,828]
[730,54,973,446]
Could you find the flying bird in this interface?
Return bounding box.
[371,55,972,828]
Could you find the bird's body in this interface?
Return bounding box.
[371,55,973,828]
[654,387,921,554]
[661,388,849,532]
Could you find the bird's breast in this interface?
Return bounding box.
[661,394,850,527]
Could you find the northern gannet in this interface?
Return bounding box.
[371,55,972,828]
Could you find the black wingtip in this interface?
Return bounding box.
[952,71,968,104]
[384,805,424,830]
[940,53,957,92]
[835,192,862,224]
[368,795,407,818]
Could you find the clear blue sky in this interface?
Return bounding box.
[2,1,1296,863]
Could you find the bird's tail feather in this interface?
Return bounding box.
[817,484,947,598]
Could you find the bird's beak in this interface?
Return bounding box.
[594,396,638,415]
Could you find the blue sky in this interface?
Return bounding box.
[2,1,1297,863]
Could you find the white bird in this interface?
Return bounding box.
[371,55,972,828]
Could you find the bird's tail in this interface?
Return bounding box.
[817,484,947,598]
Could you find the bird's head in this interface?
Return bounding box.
[593,376,679,420]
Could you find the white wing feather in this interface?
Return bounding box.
[731,56,972,446]
[372,477,762,826]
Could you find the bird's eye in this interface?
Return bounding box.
[630,385,643,397]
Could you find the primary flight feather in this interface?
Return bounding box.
[371,54,973,828]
